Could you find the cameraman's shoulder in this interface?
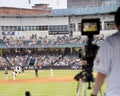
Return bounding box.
[106,32,120,41]
[99,32,120,47]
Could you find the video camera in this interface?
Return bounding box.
[81,18,100,36]
[74,18,100,89]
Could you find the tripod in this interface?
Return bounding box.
[76,79,87,96]
[76,78,103,96]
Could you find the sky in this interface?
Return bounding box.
[0,0,67,9]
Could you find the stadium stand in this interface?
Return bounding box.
[0,0,119,69]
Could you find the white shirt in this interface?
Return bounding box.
[93,31,120,96]
[12,71,16,79]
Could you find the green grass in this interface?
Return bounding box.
[0,70,105,96]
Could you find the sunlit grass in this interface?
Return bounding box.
[0,70,105,96]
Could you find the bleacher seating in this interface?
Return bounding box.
[0,34,105,48]
[0,39,6,48]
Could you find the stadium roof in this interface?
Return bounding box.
[0,0,119,17]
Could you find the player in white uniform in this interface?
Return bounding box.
[91,7,120,96]
[12,70,16,80]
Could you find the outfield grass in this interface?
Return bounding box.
[0,70,105,96]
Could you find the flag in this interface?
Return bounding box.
[28,0,31,4]
[57,0,59,6]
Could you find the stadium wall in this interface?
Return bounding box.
[0,16,69,39]
[0,14,117,39]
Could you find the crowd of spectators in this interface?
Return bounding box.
[36,53,80,67]
[0,34,106,67]
[1,34,105,48]
[0,48,82,68]
[0,57,8,67]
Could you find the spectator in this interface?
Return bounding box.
[25,91,31,96]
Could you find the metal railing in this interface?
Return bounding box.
[51,3,119,16]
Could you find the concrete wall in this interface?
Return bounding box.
[0,14,116,39]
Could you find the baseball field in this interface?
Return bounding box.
[0,69,105,96]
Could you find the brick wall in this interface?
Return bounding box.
[0,7,51,15]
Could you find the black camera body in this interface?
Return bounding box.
[74,18,100,89]
[74,43,98,81]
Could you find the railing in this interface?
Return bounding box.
[51,3,119,16]
[0,43,85,48]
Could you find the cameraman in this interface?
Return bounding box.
[91,7,120,96]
